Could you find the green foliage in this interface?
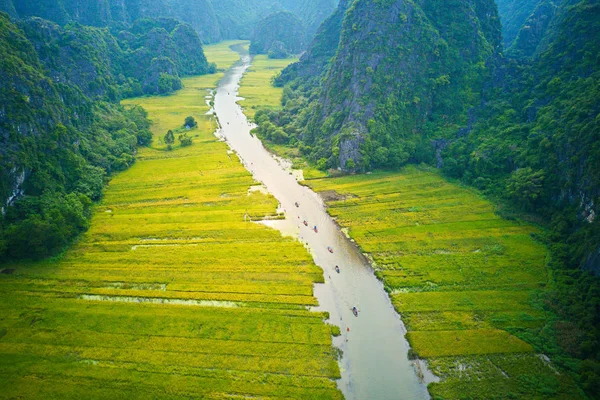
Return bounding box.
[0,13,155,262]
[505,168,545,210]
[267,40,289,59]
[164,130,175,145]
[157,73,182,94]
[178,133,193,147]
[3,192,91,259]
[184,116,197,128]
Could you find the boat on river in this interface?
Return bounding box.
[303,220,308,226]
[328,246,333,253]
[352,307,359,317]
[335,265,340,273]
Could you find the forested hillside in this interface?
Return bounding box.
[254,0,600,396]
[0,12,213,261]
[211,0,335,40]
[0,0,336,44]
[249,11,306,57]
[0,0,222,43]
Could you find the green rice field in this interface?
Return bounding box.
[306,166,585,399]
[0,42,342,399]
[238,55,298,120]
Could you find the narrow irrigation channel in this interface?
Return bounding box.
[213,45,432,400]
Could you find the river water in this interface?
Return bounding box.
[213,47,431,400]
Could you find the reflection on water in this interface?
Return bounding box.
[213,46,431,400]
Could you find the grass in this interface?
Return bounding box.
[0,42,342,399]
[238,55,298,120]
[305,166,586,399]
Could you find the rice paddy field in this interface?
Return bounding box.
[306,166,586,399]
[238,55,298,120]
[0,42,342,399]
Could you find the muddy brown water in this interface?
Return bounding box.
[213,45,432,400]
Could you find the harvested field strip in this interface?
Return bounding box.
[0,42,342,399]
[306,166,584,399]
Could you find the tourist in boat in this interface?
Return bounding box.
[295,202,299,207]
[328,246,333,253]
[303,220,308,226]
[314,226,318,233]
[352,306,358,317]
[335,265,340,273]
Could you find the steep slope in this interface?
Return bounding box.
[276,0,350,84]
[249,11,306,56]
[304,0,500,170]
[278,0,337,35]
[210,0,335,39]
[124,0,221,43]
[0,12,153,259]
[0,13,213,261]
[495,0,542,49]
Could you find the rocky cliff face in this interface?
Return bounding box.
[277,0,336,36]
[309,0,499,168]
[276,0,350,84]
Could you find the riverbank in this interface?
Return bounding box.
[215,46,429,400]
[234,53,587,398]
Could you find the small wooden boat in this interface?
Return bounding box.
[328,246,333,253]
[295,202,299,207]
[303,220,308,226]
[335,265,340,273]
[352,307,358,317]
[314,226,318,233]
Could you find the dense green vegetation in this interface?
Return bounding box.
[0,0,222,43]
[495,0,554,53]
[247,0,600,397]
[0,0,336,44]
[249,11,307,58]
[0,43,342,398]
[262,0,501,170]
[0,12,214,262]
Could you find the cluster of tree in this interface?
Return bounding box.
[163,117,195,149]
[253,0,600,395]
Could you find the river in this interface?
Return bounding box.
[213,46,431,400]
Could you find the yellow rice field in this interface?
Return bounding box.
[238,55,298,120]
[0,42,342,399]
[306,166,585,399]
